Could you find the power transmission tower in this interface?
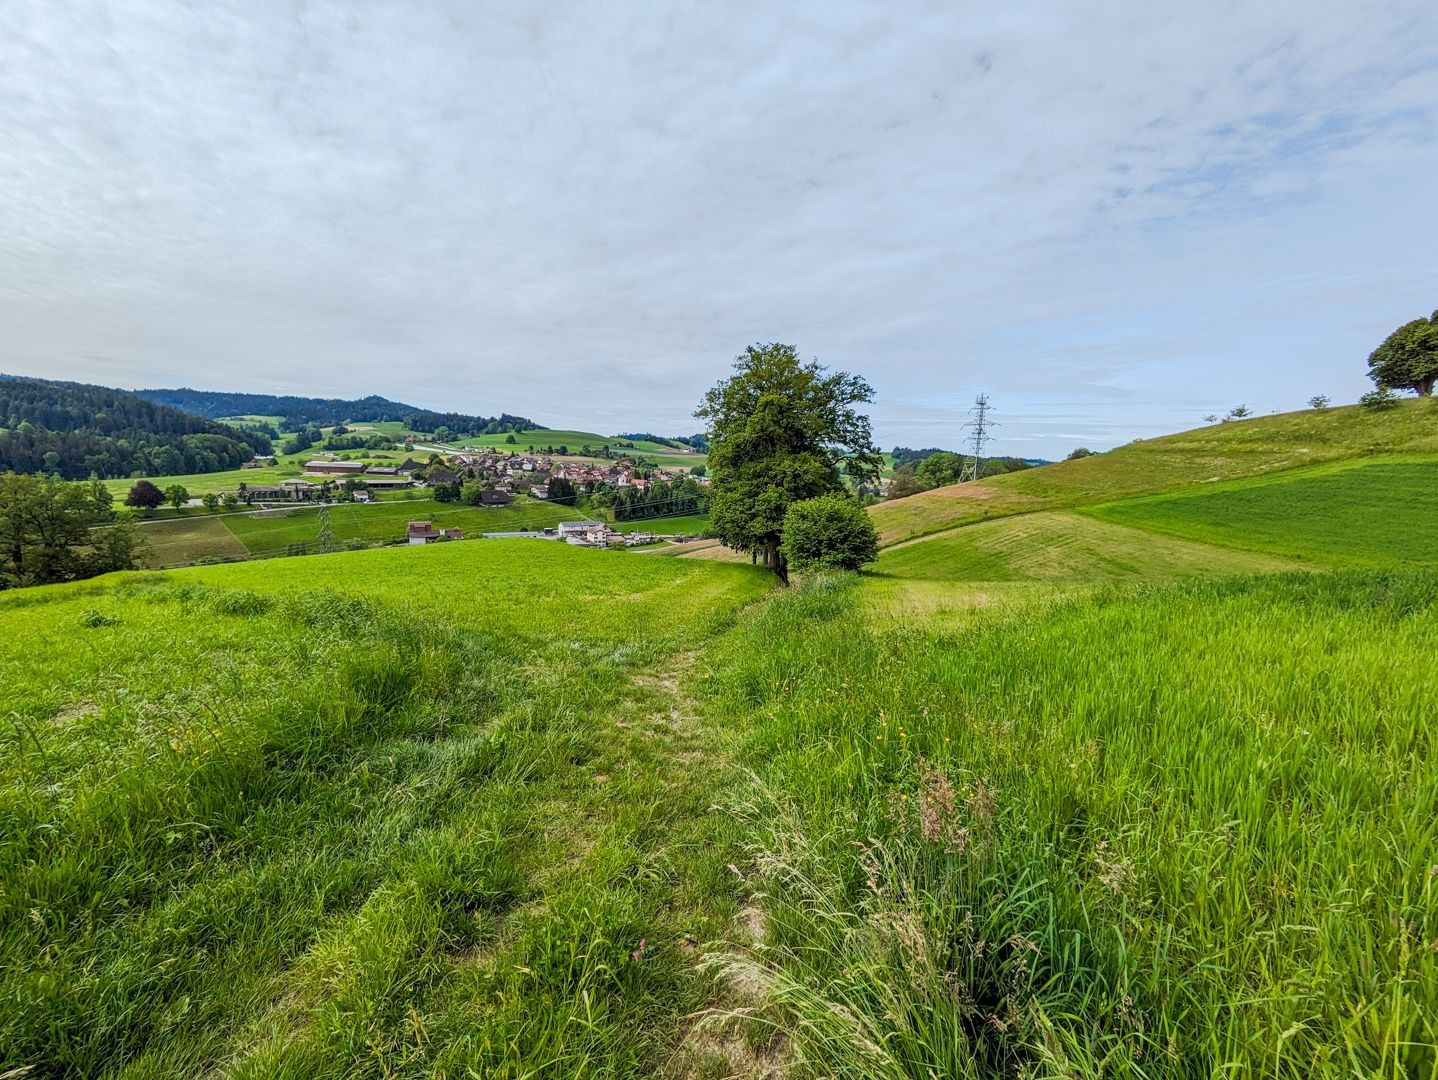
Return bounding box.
[958,394,994,483]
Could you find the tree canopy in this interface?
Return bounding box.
[0,376,271,480]
[696,343,880,584]
[1367,311,1438,397]
[1,472,141,588]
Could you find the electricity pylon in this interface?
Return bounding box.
[958,394,994,483]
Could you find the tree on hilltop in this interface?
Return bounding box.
[696,343,881,584]
[1368,311,1438,397]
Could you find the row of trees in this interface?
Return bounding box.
[885,450,1032,500]
[591,477,707,521]
[0,473,142,588]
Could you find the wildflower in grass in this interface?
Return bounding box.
[1094,840,1136,896]
[630,938,648,961]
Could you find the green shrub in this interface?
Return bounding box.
[779,493,879,572]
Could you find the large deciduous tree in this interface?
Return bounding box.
[1368,311,1438,397]
[0,472,141,588]
[696,343,881,584]
[126,480,165,511]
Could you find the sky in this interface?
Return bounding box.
[2,1,1436,457]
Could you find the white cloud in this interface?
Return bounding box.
[1,0,1436,455]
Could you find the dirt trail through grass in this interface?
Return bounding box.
[624,650,787,1079]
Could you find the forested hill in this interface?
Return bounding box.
[0,376,272,481]
[135,387,535,436]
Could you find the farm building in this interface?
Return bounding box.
[305,460,367,476]
[557,521,611,546]
[406,521,464,545]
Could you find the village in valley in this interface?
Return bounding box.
[231,437,711,549]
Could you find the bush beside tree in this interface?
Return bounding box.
[779,494,880,573]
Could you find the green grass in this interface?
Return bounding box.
[8,404,1438,1076]
[875,510,1298,583]
[697,571,1438,1077]
[133,498,586,567]
[1088,456,1438,569]
[615,513,711,537]
[0,543,772,1076]
[870,398,1438,546]
[217,499,570,559]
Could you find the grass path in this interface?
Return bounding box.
[0,549,779,1076]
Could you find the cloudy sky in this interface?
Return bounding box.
[3,1,1436,456]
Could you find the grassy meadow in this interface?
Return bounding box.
[868,398,1438,545]
[1088,456,1438,569]
[134,498,573,568]
[0,542,773,1077]
[698,571,1438,1078]
[4,403,1437,1076]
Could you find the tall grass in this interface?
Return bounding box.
[699,571,1438,1077]
[0,550,770,1076]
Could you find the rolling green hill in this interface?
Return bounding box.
[868,398,1438,545]
[1087,455,1438,568]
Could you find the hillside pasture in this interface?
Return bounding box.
[0,543,771,1076]
[701,570,1438,1077]
[218,498,570,559]
[133,515,251,568]
[1088,455,1438,569]
[869,398,1438,546]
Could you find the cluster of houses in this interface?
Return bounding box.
[240,457,430,503]
[239,450,704,507]
[437,449,708,501]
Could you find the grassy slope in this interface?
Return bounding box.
[869,398,1438,545]
[0,543,772,1076]
[699,571,1438,1077]
[219,499,569,558]
[867,510,1301,626]
[136,516,252,568]
[1088,456,1438,568]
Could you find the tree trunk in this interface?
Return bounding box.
[766,539,789,586]
[1418,376,1435,397]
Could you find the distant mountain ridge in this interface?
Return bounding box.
[0,375,272,481]
[135,387,534,436]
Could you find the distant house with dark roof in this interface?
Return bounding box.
[478,489,512,506]
[407,520,465,545]
[425,470,459,486]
